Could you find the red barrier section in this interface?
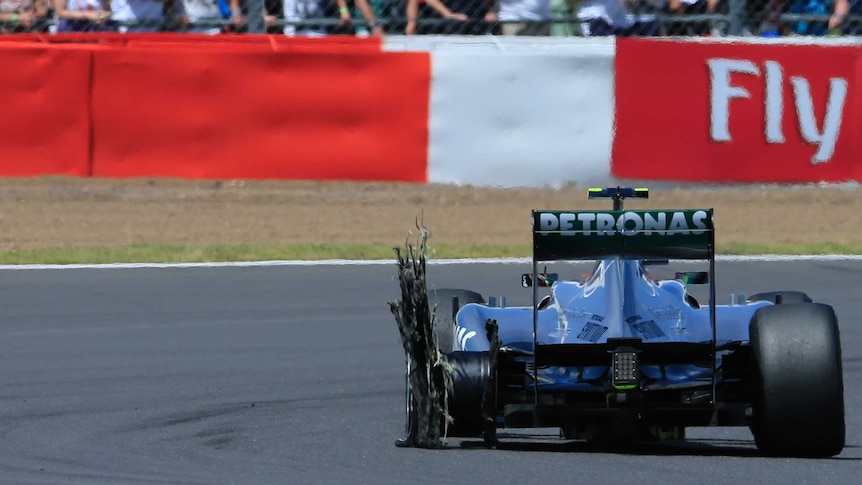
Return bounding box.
[0,45,92,176]
[613,38,861,183]
[0,35,427,183]
[90,48,430,181]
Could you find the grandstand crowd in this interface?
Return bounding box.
[0,0,859,37]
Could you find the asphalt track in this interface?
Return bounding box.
[0,259,859,484]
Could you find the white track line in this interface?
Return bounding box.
[0,255,860,270]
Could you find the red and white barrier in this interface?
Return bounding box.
[1,34,860,187]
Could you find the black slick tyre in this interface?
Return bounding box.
[442,351,490,437]
[749,302,845,457]
[429,289,485,353]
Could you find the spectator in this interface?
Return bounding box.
[497,0,552,35]
[839,0,862,34]
[550,0,577,36]
[174,0,222,33]
[786,0,843,35]
[0,0,48,31]
[405,0,471,34]
[829,0,849,32]
[341,0,385,35]
[407,0,499,34]
[227,0,281,33]
[54,0,115,32]
[110,0,169,30]
[666,0,719,35]
[576,0,660,35]
[448,0,498,33]
[259,0,283,33]
[279,0,381,36]
[752,0,785,36]
[282,0,353,35]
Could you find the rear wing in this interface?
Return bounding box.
[532,209,714,261]
[528,190,720,407]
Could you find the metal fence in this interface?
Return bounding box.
[2,0,862,38]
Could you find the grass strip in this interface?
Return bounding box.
[0,242,860,265]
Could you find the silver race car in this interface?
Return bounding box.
[396,187,845,457]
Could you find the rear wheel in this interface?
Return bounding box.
[396,289,485,447]
[428,289,488,437]
[749,302,845,457]
[443,351,491,437]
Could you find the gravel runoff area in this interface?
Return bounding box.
[0,177,859,252]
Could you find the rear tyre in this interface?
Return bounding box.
[747,291,812,304]
[396,289,485,446]
[443,351,490,437]
[429,289,485,353]
[749,303,845,457]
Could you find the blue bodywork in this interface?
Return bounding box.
[452,257,771,393]
[413,190,783,441]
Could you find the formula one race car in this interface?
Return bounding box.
[396,187,845,457]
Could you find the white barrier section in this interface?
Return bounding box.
[385,36,617,188]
